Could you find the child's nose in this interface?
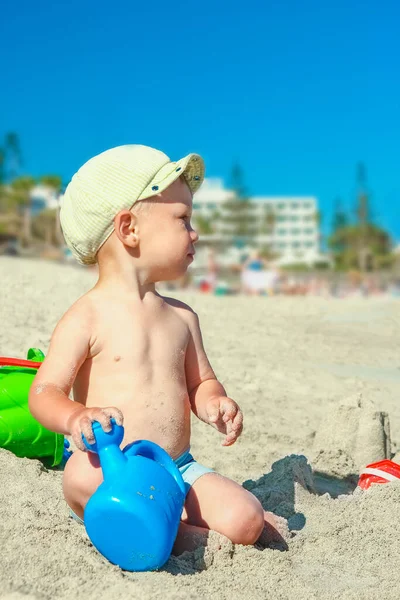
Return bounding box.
[190,227,199,243]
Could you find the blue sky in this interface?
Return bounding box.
[1,0,399,241]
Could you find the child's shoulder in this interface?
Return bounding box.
[161,295,194,312]
[160,295,201,329]
[55,291,96,331]
[47,292,97,360]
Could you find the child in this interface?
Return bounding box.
[29,145,285,554]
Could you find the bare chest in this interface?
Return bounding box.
[87,304,189,376]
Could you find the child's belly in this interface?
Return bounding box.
[74,363,191,459]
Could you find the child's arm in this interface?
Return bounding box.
[29,302,122,451]
[184,310,243,446]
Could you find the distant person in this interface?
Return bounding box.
[241,250,263,295]
[29,145,285,555]
[241,250,278,295]
[200,247,218,293]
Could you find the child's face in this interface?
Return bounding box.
[138,177,199,281]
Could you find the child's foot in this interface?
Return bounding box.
[256,511,289,550]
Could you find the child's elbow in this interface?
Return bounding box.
[28,382,40,418]
[28,378,47,420]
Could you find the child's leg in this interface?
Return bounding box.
[64,450,230,556]
[63,451,287,555]
[63,450,103,519]
[176,473,285,550]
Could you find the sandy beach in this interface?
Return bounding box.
[1,256,400,600]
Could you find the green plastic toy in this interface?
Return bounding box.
[0,348,64,466]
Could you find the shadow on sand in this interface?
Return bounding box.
[168,454,359,574]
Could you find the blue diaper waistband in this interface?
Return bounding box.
[173,448,194,469]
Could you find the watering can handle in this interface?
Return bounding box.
[124,440,186,497]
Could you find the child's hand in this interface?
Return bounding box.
[205,396,243,446]
[66,406,124,452]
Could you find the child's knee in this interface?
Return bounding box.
[222,496,265,546]
[234,503,264,545]
[62,451,102,515]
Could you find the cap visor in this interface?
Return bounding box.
[137,153,205,200]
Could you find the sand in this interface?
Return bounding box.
[1,256,400,600]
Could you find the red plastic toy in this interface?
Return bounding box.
[358,459,400,490]
[0,357,43,369]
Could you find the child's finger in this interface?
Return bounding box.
[72,431,87,452]
[222,430,238,446]
[80,417,95,444]
[91,410,112,432]
[100,407,124,429]
[232,409,243,432]
[221,400,238,423]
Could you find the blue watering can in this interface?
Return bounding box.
[82,419,186,572]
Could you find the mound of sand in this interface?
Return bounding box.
[1,257,400,599]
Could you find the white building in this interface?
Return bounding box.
[192,178,328,267]
[250,195,321,265]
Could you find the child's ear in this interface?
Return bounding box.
[114,210,139,248]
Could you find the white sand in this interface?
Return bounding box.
[1,257,400,600]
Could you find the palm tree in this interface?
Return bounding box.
[9,176,36,247]
[0,149,6,214]
[4,133,22,181]
[329,223,392,271]
[0,132,22,215]
[222,163,258,244]
[0,148,5,185]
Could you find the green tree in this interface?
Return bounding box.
[330,198,348,254]
[332,198,348,231]
[221,163,257,245]
[354,162,372,271]
[2,132,22,182]
[0,132,22,215]
[0,148,5,185]
[329,164,393,271]
[329,223,393,271]
[39,175,62,192]
[9,176,36,246]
